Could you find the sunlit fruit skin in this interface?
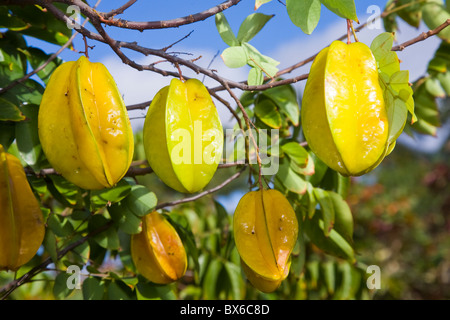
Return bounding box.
[131,211,187,284]
[38,56,134,190]
[0,145,45,271]
[143,78,223,193]
[302,41,388,176]
[233,189,298,292]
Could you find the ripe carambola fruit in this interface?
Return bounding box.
[0,145,45,271]
[302,41,388,176]
[233,189,298,293]
[131,211,187,284]
[143,78,223,193]
[38,56,134,190]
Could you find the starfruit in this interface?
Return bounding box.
[302,41,389,176]
[0,145,45,271]
[38,56,134,190]
[233,189,298,292]
[143,78,223,193]
[131,211,187,284]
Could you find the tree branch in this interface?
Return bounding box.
[155,165,247,210]
[102,0,137,19]
[95,0,241,30]
[392,18,450,51]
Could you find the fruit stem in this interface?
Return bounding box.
[346,20,359,44]
[346,19,351,44]
[350,20,359,42]
[174,62,185,82]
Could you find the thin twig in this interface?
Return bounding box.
[155,165,247,210]
[392,18,450,51]
[102,0,137,19]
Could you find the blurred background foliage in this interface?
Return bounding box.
[350,132,450,299]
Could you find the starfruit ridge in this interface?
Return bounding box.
[301,40,389,176]
[38,56,134,190]
[233,189,298,292]
[143,78,223,193]
[0,144,45,271]
[131,211,187,284]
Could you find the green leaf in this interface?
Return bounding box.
[108,201,143,235]
[395,0,422,28]
[26,47,63,85]
[1,79,44,109]
[8,5,73,46]
[313,188,334,236]
[0,6,28,31]
[305,182,317,219]
[53,272,73,299]
[371,32,416,137]
[286,0,321,34]
[422,0,450,42]
[88,215,119,250]
[117,230,135,271]
[203,259,223,299]
[123,185,157,217]
[333,262,353,300]
[261,84,300,126]
[276,158,307,194]
[281,142,309,167]
[221,46,247,68]
[291,151,315,176]
[320,0,358,21]
[166,213,200,279]
[224,261,244,300]
[136,281,176,300]
[304,211,355,262]
[0,96,25,121]
[411,83,441,136]
[437,71,450,95]
[47,175,80,207]
[248,67,264,86]
[15,104,44,169]
[328,191,353,245]
[255,0,273,10]
[306,260,320,289]
[322,261,336,295]
[47,214,74,237]
[107,280,135,300]
[69,234,91,265]
[90,179,132,211]
[43,229,58,265]
[242,42,279,78]
[0,120,15,149]
[254,96,282,128]
[82,277,106,300]
[237,13,274,43]
[215,13,239,47]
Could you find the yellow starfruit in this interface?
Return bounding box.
[233,189,298,292]
[131,211,187,284]
[302,41,389,176]
[143,78,223,193]
[38,56,134,190]
[0,145,45,271]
